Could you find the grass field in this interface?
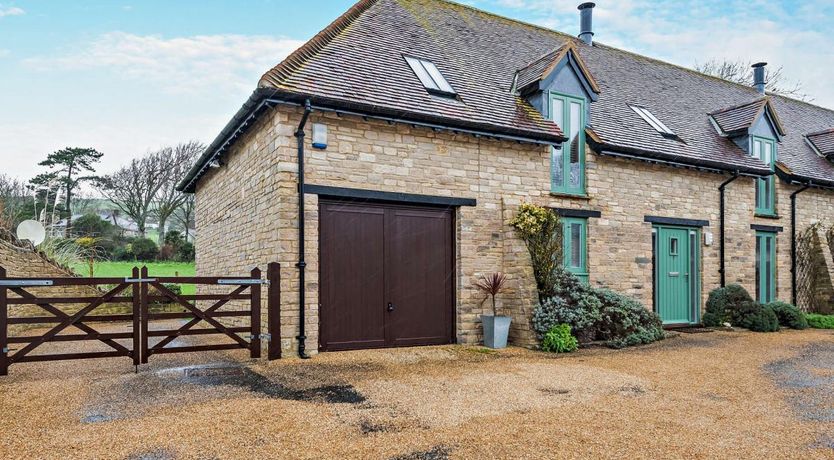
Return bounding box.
[70,261,196,295]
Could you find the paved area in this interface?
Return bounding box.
[1,328,833,459]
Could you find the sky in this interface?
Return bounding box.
[1,0,832,183]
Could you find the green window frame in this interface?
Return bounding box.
[562,217,588,283]
[751,136,776,216]
[549,92,586,196]
[755,231,777,303]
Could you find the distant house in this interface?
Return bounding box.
[54,211,159,238]
[178,0,834,357]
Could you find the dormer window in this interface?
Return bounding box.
[550,92,585,195]
[404,56,456,97]
[630,105,677,139]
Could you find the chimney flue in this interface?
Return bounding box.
[578,2,595,45]
[752,62,767,95]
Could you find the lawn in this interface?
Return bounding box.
[70,261,196,295]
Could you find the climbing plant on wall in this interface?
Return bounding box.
[509,203,563,301]
[796,222,834,314]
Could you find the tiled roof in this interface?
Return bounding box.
[806,129,834,158]
[193,0,834,188]
[709,98,786,137]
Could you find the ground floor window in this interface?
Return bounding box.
[562,217,588,283]
[756,231,777,303]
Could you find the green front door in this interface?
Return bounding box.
[655,226,699,325]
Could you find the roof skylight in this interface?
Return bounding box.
[404,56,456,97]
[630,105,676,138]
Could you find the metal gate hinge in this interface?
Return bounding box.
[125,278,157,283]
[0,280,53,287]
[218,279,269,285]
[2,347,8,354]
[249,333,271,341]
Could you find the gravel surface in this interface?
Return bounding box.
[1,327,832,459]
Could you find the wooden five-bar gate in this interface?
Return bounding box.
[0,263,281,376]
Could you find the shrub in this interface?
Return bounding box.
[806,314,834,329]
[509,203,563,300]
[177,242,195,262]
[735,301,780,332]
[532,269,664,348]
[703,284,753,326]
[766,301,808,330]
[541,324,578,353]
[131,237,159,261]
[159,243,176,261]
[112,245,133,261]
[595,288,665,348]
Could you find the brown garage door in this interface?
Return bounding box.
[319,200,454,351]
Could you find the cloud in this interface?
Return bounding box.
[484,0,834,108]
[23,32,305,94]
[0,5,24,17]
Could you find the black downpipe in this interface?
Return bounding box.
[718,172,740,287]
[295,99,312,359]
[791,183,811,305]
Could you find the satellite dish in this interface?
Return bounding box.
[16,220,46,246]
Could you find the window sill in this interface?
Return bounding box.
[550,191,591,200]
[754,213,780,220]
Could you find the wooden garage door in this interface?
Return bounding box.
[319,200,454,351]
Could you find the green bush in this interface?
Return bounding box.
[176,242,195,262]
[703,284,753,326]
[131,237,159,261]
[766,301,808,330]
[532,269,664,348]
[541,324,578,353]
[806,314,834,329]
[735,301,780,332]
[595,288,665,348]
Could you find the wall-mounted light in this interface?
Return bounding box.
[208,159,222,169]
[312,123,328,149]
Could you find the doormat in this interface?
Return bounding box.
[675,327,715,334]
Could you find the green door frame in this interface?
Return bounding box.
[653,225,701,325]
[755,231,777,303]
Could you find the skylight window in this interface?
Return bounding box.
[404,56,456,97]
[630,105,676,138]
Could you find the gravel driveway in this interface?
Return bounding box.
[1,329,832,459]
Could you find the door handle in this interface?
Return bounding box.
[387,302,395,312]
[668,272,680,277]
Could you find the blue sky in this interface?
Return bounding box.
[1,0,832,181]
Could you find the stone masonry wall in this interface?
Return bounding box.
[195,104,834,356]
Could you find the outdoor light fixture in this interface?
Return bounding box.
[312,123,328,149]
[208,159,221,169]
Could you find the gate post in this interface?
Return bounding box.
[131,266,141,366]
[250,267,262,359]
[140,266,149,364]
[0,266,8,376]
[267,263,281,360]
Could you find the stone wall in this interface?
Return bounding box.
[0,237,101,334]
[195,104,834,356]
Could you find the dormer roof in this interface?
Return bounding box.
[805,129,834,159]
[513,42,600,98]
[709,97,786,138]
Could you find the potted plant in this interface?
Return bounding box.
[475,272,510,349]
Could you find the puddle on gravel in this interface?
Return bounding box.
[766,342,834,422]
[176,365,366,404]
[390,445,451,460]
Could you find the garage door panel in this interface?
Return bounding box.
[386,208,453,346]
[320,203,386,351]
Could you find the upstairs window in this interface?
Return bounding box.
[630,105,678,139]
[404,56,456,97]
[550,92,586,195]
[751,136,776,215]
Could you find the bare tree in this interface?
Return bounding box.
[694,59,810,101]
[173,194,196,242]
[153,141,204,244]
[98,153,167,237]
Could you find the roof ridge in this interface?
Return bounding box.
[258,0,380,88]
[807,128,834,137]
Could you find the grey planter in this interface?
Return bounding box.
[481,314,512,349]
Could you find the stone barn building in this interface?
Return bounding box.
[178,0,834,356]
